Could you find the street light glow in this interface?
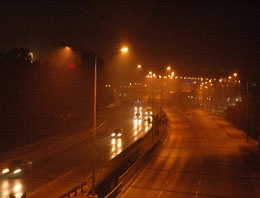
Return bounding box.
[137,65,142,69]
[120,47,128,53]
[166,66,171,71]
[233,73,238,77]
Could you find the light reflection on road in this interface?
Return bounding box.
[1,179,24,198]
[110,106,153,159]
[110,138,122,159]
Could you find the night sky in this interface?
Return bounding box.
[0,0,259,76]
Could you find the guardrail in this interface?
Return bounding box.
[104,114,168,197]
[59,113,168,198]
[104,182,122,198]
[59,182,87,198]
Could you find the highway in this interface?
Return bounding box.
[119,107,260,198]
[0,102,152,198]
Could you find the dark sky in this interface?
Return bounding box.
[0,0,259,76]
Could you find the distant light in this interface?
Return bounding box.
[65,46,71,50]
[137,65,142,69]
[171,72,175,76]
[68,64,75,68]
[228,76,232,79]
[149,71,152,75]
[120,47,128,53]
[166,66,171,71]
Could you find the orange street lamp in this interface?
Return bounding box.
[137,64,142,69]
[233,73,238,77]
[166,66,171,71]
[120,47,128,53]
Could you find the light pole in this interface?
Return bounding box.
[91,47,128,197]
[233,73,239,130]
[91,55,98,198]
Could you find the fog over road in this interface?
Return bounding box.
[0,102,152,198]
[119,107,260,198]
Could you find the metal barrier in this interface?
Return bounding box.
[59,114,168,198]
[104,182,122,198]
[59,181,87,198]
[105,114,168,197]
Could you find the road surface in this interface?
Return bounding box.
[0,103,152,198]
[119,107,260,198]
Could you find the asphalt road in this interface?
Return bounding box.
[0,102,152,198]
[119,107,260,198]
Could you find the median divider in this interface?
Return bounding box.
[58,112,168,198]
[102,113,168,197]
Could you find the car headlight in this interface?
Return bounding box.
[13,169,21,174]
[135,107,137,110]
[150,112,152,115]
[140,107,142,110]
[117,133,122,137]
[145,112,148,115]
[2,168,9,174]
[111,133,115,137]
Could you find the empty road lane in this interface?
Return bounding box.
[119,107,260,198]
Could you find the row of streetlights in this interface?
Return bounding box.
[65,45,175,197]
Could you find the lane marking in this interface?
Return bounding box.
[28,169,75,196]
[47,178,58,186]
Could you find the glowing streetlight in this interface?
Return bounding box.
[171,72,175,76]
[137,64,142,69]
[228,76,232,79]
[166,66,171,71]
[120,47,128,53]
[233,73,238,77]
[91,46,130,196]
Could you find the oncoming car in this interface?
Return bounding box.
[111,128,123,138]
[1,159,32,177]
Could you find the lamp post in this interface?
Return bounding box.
[91,47,128,197]
[233,73,240,130]
[90,55,98,198]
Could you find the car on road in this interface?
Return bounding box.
[1,159,32,177]
[144,107,153,122]
[135,112,141,120]
[111,128,123,138]
[134,99,142,112]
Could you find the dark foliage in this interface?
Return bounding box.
[0,48,114,152]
